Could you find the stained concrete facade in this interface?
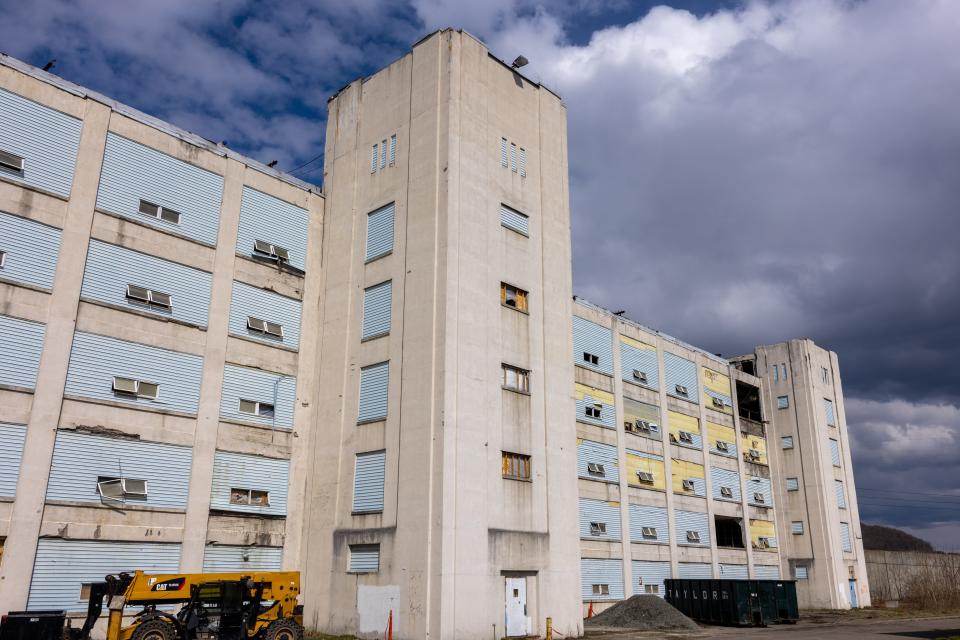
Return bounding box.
[734,340,871,609]
[300,30,581,639]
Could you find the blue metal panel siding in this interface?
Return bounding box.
[840,522,852,552]
[664,352,698,402]
[577,440,619,483]
[619,341,659,389]
[719,564,748,579]
[0,422,26,497]
[0,88,82,197]
[829,439,841,466]
[579,498,622,541]
[755,565,781,579]
[96,133,223,245]
[366,203,395,261]
[675,510,710,546]
[835,480,847,508]
[220,364,296,429]
[575,393,616,429]
[202,545,282,572]
[676,471,706,498]
[358,361,389,423]
[0,314,45,389]
[0,211,62,289]
[581,558,624,601]
[81,240,212,327]
[632,560,671,597]
[229,280,301,349]
[362,281,392,340]
[27,539,181,611]
[628,504,669,544]
[573,316,613,375]
[353,450,386,513]
[349,545,380,573]
[748,477,774,507]
[46,431,193,509]
[824,398,836,425]
[209,450,289,516]
[500,204,529,236]
[236,186,309,271]
[678,562,712,579]
[711,467,742,502]
[63,332,203,413]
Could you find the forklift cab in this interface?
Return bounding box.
[182,579,263,638]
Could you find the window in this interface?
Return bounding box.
[681,479,695,491]
[389,135,397,166]
[500,137,508,167]
[362,281,393,340]
[0,250,5,268]
[380,139,387,169]
[592,584,610,596]
[585,403,602,419]
[781,436,794,449]
[519,148,526,177]
[720,486,733,498]
[674,384,689,397]
[501,283,528,312]
[821,366,830,384]
[97,476,148,502]
[786,477,799,491]
[755,537,771,549]
[0,149,25,175]
[253,239,290,263]
[632,369,648,384]
[239,399,275,418]
[746,448,761,461]
[644,584,659,594]
[795,565,809,580]
[229,487,270,506]
[138,199,181,225]
[112,376,159,400]
[366,203,395,261]
[352,450,386,514]
[791,521,804,535]
[711,396,725,409]
[777,395,789,409]
[753,492,766,504]
[829,438,841,467]
[358,361,389,423]
[501,364,530,393]
[586,462,605,477]
[126,284,172,310]
[502,451,531,480]
[686,530,701,543]
[781,364,787,381]
[835,479,847,509]
[510,142,517,172]
[824,398,836,426]
[641,526,657,538]
[773,365,779,382]
[628,419,657,434]
[349,543,380,573]
[371,143,379,173]
[582,352,599,366]
[716,440,730,453]
[678,431,694,444]
[247,316,284,339]
[500,204,529,236]
[589,522,607,536]
[636,470,655,484]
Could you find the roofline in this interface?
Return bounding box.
[573,296,731,368]
[0,53,322,196]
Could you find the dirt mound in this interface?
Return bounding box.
[585,595,699,630]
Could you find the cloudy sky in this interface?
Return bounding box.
[3,0,958,549]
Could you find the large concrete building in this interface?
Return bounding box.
[0,28,867,639]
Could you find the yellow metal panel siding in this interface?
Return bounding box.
[671,459,706,497]
[740,432,768,465]
[706,421,737,458]
[625,451,666,490]
[750,519,778,550]
[575,382,616,429]
[701,367,733,414]
[667,410,701,449]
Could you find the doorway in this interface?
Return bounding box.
[505,577,527,637]
[849,579,859,608]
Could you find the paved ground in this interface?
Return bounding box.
[584,615,960,640]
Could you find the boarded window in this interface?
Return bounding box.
[777,395,789,409]
[349,544,380,573]
[500,204,529,236]
[501,282,528,311]
[365,203,395,261]
[502,451,531,480]
[362,281,392,340]
[352,450,386,513]
[358,362,389,423]
[501,364,530,393]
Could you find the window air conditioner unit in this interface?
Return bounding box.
[679,431,693,443]
[675,384,688,396]
[720,486,733,498]
[716,441,730,452]
[592,584,609,596]
[632,370,647,383]
[586,463,605,476]
[636,419,651,432]
[590,522,607,536]
[636,471,654,484]
[748,449,761,460]
[682,479,695,491]
[641,526,657,538]
[686,530,701,542]
[754,492,766,504]
[712,397,725,409]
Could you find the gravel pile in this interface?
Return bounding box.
[585,595,699,630]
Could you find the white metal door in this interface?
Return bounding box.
[505,577,527,637]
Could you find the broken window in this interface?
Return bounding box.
[501,451,531,480]
[736,380,762,423]
[585,403,602,419]
[501,363,530,393]
[583,352,599,366]
[230,487,270,506]
[715,516,745,548]
[500,282,529,312]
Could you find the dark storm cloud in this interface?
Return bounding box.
[4,0,959,545]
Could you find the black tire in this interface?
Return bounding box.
[130,618,176,640]
[262,618,305,640]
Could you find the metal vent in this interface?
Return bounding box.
[0,149,25,174]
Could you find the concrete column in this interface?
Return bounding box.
[696,363,720,578]
[0,100,111,612]
[655,340,679,578]
[179,159,243,570]
[609,322,633,597]
[728,371,756,575]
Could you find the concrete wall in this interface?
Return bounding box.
[301,29,580,639]
[750,340,871,609]
[865,550,960,604]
